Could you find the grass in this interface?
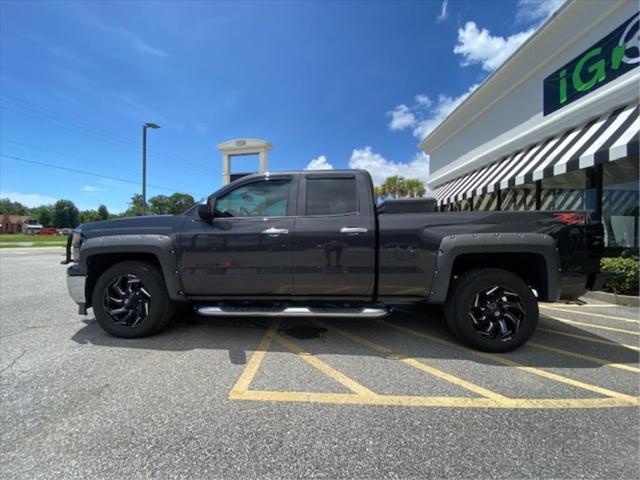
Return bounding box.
[0,233,67,248]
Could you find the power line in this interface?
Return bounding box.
[0,94,212,173]
[0,153,179,193]
[3,139,196,190]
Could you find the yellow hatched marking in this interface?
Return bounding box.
[528,341,640,373]
[541,305,640,324]
[538,327,640,352]
[230,390,640,409]
[544,315,640,336]
[270,333,377,397]
[314,320,508,401]
[229,319,280,395]
[375,320,638,401]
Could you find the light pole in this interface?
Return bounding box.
[142,122,160,214]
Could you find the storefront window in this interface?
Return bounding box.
[603,160,639,250]
[475,192,498,211]
[502,185,536,211]
[540,170,593,211]
[455,198,472,211]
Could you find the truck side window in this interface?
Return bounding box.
[215,179,291,218]
[306,178,357,216]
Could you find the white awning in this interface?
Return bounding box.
[432,103,639,206]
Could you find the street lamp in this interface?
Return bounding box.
[142,122,160,214]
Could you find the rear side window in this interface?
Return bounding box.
[306,178,357,216]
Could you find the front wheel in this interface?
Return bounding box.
[444,268,538,352]
[92,261,175,338]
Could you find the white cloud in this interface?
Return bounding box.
[437,0,449,23]
[412,83,479,140]
[305,155,334,170]
[0,191,57,207]
[348,148,429,186]
[82,185,107,193]
[387,84,479,141]
[414,94,432,107]
[387,104,416,131]
[454,21,534,72]
[516,0,565,24]
[97,23,169,58]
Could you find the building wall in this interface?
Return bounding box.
[424,0,639,187]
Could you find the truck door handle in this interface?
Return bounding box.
[262,227,289,237]
[340,227,368,235]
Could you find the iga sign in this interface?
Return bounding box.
[543,12,639,116]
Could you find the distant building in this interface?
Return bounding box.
[422,0,639,254]
[0,214,39,234]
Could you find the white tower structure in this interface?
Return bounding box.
[217,138,272,185]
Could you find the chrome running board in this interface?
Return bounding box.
[196,306,389,318]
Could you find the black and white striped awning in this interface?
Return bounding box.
[432,103,639,206]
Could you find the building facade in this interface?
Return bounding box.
[422,0,639,255]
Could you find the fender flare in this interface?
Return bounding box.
[426,232,560,304]
[79,234,186,302]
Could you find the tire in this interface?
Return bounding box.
[444,268,538,353]
[92,261,176,338]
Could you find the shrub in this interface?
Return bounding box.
[601,256,639,296]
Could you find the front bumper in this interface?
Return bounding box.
[66,265,87,314]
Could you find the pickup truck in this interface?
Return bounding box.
[66,170,606,352]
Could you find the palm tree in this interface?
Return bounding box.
[405,179,426,197]
[382,175,407,198]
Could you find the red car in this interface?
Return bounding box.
[38,228,59,236]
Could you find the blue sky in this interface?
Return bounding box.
[0,0,563,213]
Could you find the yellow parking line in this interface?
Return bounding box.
[544,303,617,308]
[528,342,640,373]
[544,316,640,336]
[375,320,638,401]
[230,390,640,409]
[229,319,281,395]
[538,327,640,351]
[541,305,640,324]
[271,333,377,397]
[314,320,508,401]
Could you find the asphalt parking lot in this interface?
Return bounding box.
[1,248,639,479]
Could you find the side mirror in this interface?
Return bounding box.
[198,202,213,221]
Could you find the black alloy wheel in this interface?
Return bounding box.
[103,274,152,328]
[444,268,538,353]
[468,286,526,341]
[92,261,175,338]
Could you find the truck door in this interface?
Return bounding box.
[178,176,296,296]
[292,173,375,296]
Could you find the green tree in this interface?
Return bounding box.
[79,210,101,224]
[149,193,195,215]
[167,192,195,214]
[149,195,171,215]
[52,200,80,228]
[124,194,146,217]
[97,204,109,221]
[0,198,29,215]
[31,205,55,227]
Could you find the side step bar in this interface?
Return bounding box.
[196,306,389,318]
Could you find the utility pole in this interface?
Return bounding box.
[142,122,160,214]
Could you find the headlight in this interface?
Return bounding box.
[71,228,83,262]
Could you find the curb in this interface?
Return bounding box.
[583,290,640,308]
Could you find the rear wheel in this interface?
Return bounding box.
[444,268,538,352]
[92,261,175,338]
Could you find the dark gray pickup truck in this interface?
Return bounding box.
[66,170,606,352]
